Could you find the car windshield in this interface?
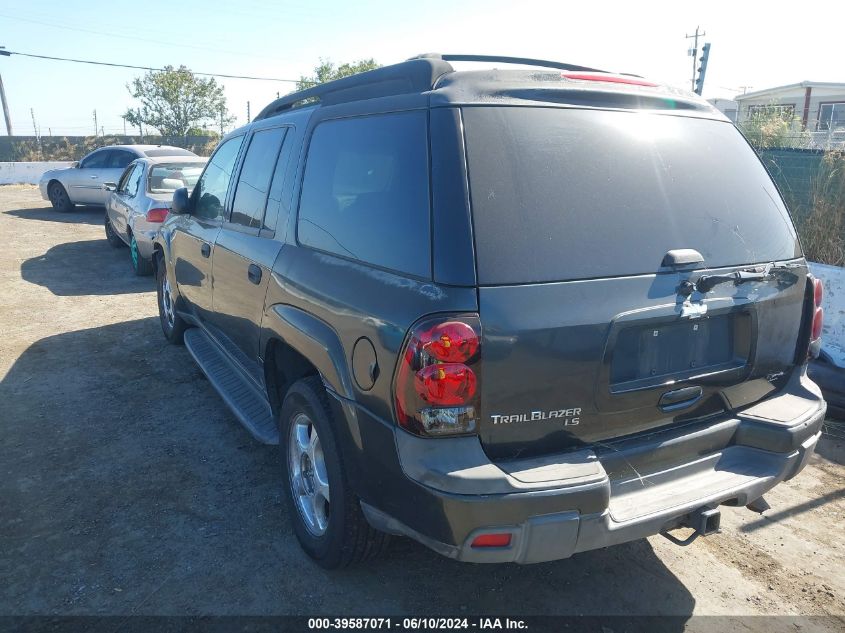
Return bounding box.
[148,163,206,194]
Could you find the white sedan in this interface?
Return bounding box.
[104,156,207,276]
[39,144,198,212]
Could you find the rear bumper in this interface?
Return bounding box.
[131,228,157,259]
[347,371,826,564]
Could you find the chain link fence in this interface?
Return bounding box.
[0,134,219,162]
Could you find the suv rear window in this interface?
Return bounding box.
[297,111,431,278]
[463,107,800,285]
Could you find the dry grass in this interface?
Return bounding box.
[797,151,845,266]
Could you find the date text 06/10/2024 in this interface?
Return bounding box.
[307,617,528,630]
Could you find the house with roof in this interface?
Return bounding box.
[735,81,845,131]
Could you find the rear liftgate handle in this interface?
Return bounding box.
[659,386,703,412]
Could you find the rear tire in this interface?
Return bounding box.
[130,234,153,276]
[155,251,186,344]
[104,215,124,248]
[279,376,390,568]
[48,182,74,213]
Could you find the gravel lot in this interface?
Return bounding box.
[1,186,843,627]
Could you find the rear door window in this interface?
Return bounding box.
[122,163,144,197]
[230,127,287,229]
[463,107,800,285]
[297,111,431,278]
[116,163,136,191]
[81,151,109,169]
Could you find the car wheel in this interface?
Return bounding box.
[47,182,74,213]
[280,376,390,568]
[104,215,125,248]
[155,252,186,344]
[130,234,153,276]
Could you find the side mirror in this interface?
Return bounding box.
[171,187,191,215]
[102,182,117,192]
[71,161,80,168]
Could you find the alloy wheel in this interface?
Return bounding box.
[288,412,331,536]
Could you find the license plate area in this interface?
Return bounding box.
[609,312,751,394]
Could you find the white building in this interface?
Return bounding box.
[707,98,738,122]
[735,81,845,131]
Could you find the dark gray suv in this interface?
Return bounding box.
[153,54,827,568]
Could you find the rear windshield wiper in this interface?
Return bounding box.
[695,262,799,293]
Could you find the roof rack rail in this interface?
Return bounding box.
[254,57,453,121]
[409,53,609,74]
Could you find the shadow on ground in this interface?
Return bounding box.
[20,238,151,296]
[0,320,695,622]
[5,205,104,226]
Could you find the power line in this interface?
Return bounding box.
[0,12,287,63]
[3,49,302,83]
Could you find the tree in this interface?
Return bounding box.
[124,66,233,138]
[296,58,381,92]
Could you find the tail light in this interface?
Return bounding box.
[146,208,169,223]
[394,314,481,437]
[561,72,658,87]
[811,277,824,342]
[807,276,824,359]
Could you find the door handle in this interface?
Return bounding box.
[201,243,211,258]
[248,264,262,285]
[90,175,99,179]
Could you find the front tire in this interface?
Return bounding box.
[104,215,124,248]
[155,251,186,344]
[280,377,390,568]
[48,182,74,213]
[130,234,154,276]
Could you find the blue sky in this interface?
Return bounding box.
[0,0,842,136]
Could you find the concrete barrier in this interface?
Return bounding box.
[0,161,74,185]
[809,262,845,368]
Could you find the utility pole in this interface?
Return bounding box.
[136,108,143,142]
[30,108,41,158]
[246,101,251,124]
[0,46,13,136]
[93,109,98,136]
[0,73,11,135]
[219,104,225,135]
[121,115,126,136]
[685,26,705,92]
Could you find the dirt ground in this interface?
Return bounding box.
[1,186,843,628]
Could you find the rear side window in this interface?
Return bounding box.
[297,111,431,278]
[124,163,144,197]
[230,127,287,229]
[116,164,136,191]
[463,107,801,284]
